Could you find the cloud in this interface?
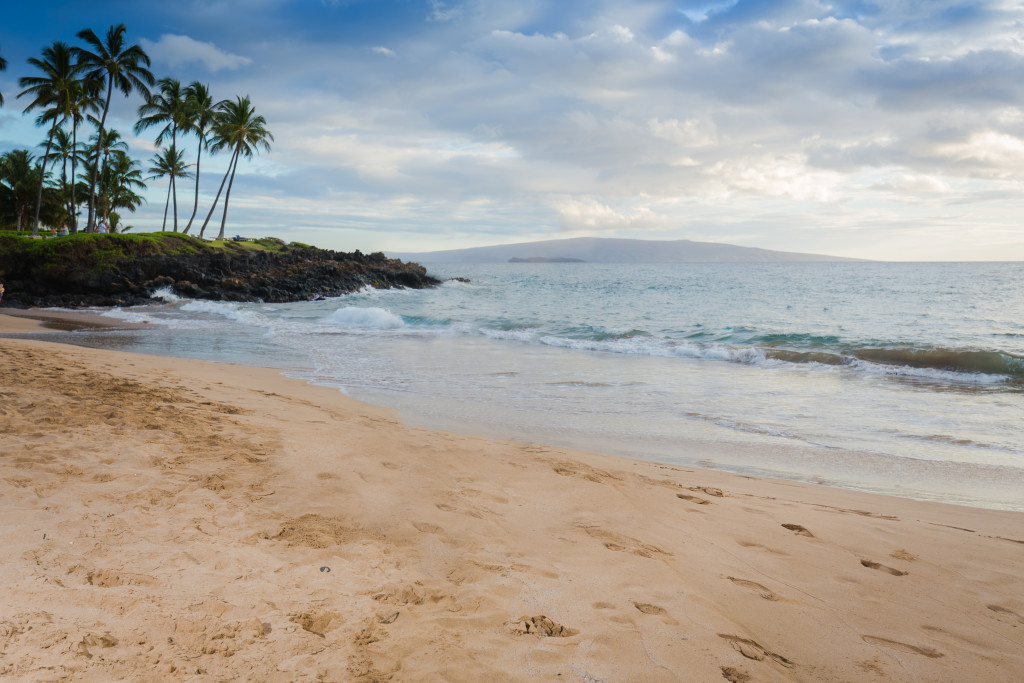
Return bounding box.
[140,34,252,72]
[224,0,1024,257]
[428,0,463,23]
[14,0,1024,258]
[868,172,952,197]
[553,196,662,232]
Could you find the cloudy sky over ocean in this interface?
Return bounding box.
[2,0,1024,259]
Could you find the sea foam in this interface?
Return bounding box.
[324,307,405,329]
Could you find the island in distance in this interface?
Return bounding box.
[508,256,587,263]
[390,237,863,264]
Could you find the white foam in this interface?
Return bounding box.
[100,307,164,324]
[151,286,182,303]
[324,306,405,329]
[848,359,1009,385]
[180,300,269,326]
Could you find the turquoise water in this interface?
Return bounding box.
[61,262,1024,510]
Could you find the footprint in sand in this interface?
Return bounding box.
[727,576,779,601]
[633,602,667,615]
[552,461,620,484]
[781,523,814,537]
[76,632,118,659]
[435,502,484,519]
[372,583,426,606]
[412,521,444,534]
[580,525,670,559]
[986,605,1024,625]
[291,610,342,638]
[890,549,917,561]
[718,634,795,668]
[720,666,751,682]
[690,486,725,497]
[677,493,711,505]
[512,615,577,637]
[861,635,943,658]
[860,559,907,576]
[736,540,786,554]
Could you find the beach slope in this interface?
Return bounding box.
[1,318,1022,681]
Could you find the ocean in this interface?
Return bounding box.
[55,261,1024,511]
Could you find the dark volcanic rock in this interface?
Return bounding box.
[0,235,440,308]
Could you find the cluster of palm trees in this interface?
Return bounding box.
[0,25,272,240]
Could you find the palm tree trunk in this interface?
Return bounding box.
[217,149,241,241]
[184,141,202,235]
[61,150,69,227]
[171,174,179,232]
[99,148,110,229]
[86,77,114,232]
[32,119,59,236]
[171,130,179,232]
[162,178,171,231]
[70,121,79,234]
[199,148,238,239]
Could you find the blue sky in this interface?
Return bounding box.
[2,0,1024,259]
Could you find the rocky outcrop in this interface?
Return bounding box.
[0,234,440,308]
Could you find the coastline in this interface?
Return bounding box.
[2,313,1023,681]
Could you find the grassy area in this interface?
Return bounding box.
[0,231,303,253]
[0,232,314,277]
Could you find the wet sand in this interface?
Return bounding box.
[1,313,1022,681]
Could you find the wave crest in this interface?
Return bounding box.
[324,307,405,329]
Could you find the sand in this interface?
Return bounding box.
[1,313,1022,682]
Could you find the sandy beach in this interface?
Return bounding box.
[1,312,1022,682]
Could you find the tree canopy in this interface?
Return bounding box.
[1,25,271,239]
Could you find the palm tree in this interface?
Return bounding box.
[89,127,128,227]
[72,24,154,232]
[102,152,146,229]
[0,150,43,231]
[136,77,189,231]
[182,82,223,235]
[200,95,273,240]
[40,127,87,226]
[147,145,192,231]
[17,41,80,235]
[82,150,145,230]
[65,81,101,233]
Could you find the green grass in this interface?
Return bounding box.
[204,237,286,252]
[0,232,308,278]
[0,231,298,253]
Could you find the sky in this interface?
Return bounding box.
[2,0,1024,260]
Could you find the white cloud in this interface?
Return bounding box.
[709,156,844,202]
[553,196,658,231]
[99,1,1024,258]
[140,34,252,72]
[937,131,1024,168]
[648,117,717,148]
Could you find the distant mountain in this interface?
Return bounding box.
[508,256,586,263]
[390,237,862,264]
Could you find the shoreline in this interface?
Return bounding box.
[7,309,1021,514]
[0,308,154,333]
[2,313,1023,680]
